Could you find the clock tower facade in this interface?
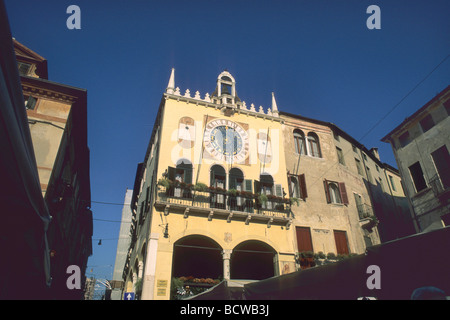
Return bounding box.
[128,69,297,300]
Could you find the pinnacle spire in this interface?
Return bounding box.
[166,68,175,94]
[271,92,279,116]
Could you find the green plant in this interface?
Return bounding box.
[157,178,171,188]
[290,197,300,206]
[227,188,239,196]
[193,182,208,192]
[326,252,337,260]
[337,254,348,261]
[257,193,268,204]
[134,278,143,294]
[301,251,314,258]
[315,251,326,259]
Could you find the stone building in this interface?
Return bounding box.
[111,189,133,300]
[123,69,409,300]
[14,39,92,299]
[281,112,413,255]
[382,85,450,232]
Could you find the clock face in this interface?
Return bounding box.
[204,119,249,162]
[210,125,243,156]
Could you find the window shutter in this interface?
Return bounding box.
[210,170,215,187]
[244,179,253,193]
[275,184,283,197]
[26,96,37,110]
[339,182,349,205]
[334,230,349,255]
[184,167,193,184]
[296,227,313,252]
[145,186,150,212]
[253,180,261,194]
[299,174,307,199]
[167,166,175,181]
[139,203,144,225]
[324,179,331,203]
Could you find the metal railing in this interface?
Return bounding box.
[156,185,290,218]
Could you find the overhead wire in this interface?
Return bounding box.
[306,53,450,189]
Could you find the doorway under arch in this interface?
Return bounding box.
[230,240,277,280]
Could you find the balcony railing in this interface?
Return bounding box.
[155,184,291,219]
[357,203,374,220]
[429,174,450,202]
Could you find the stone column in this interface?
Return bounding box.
[138,261,144,279]
[141,233,159,300]
[222,249,232,280]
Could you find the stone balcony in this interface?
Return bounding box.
[154,185,292,228]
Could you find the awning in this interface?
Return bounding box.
[243,227,450,300]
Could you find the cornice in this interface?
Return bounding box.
[163,93,284,123]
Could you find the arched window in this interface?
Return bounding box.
[259,173,274,209]
[229,168,244,210]
[290,176,300,198]
[210,165,226,208]
[229,168,244,191]
[175,159,193,184]
[328,182,341,204]
[293,129,306,155]
[307,132,322,158]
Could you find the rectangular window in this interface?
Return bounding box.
[388,175,397,191]
[355,158,363,175]
[431,145,450,189]
[17,62,31,76]
[366,167,373,184]
[444,100,450,116]
[333,131,340,141]
[354,193,364,219]
[419,114,435,133]
[398,131,411,148]
[409,161,427,192]
[336,147,345,165]
[379,177,385,193]
[25,96,37,110]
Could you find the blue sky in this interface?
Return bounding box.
[5,0,450,282]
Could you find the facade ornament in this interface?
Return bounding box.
[271,92,279,116]
[166,68,175,94]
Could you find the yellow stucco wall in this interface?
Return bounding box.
[147,97,296,299]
